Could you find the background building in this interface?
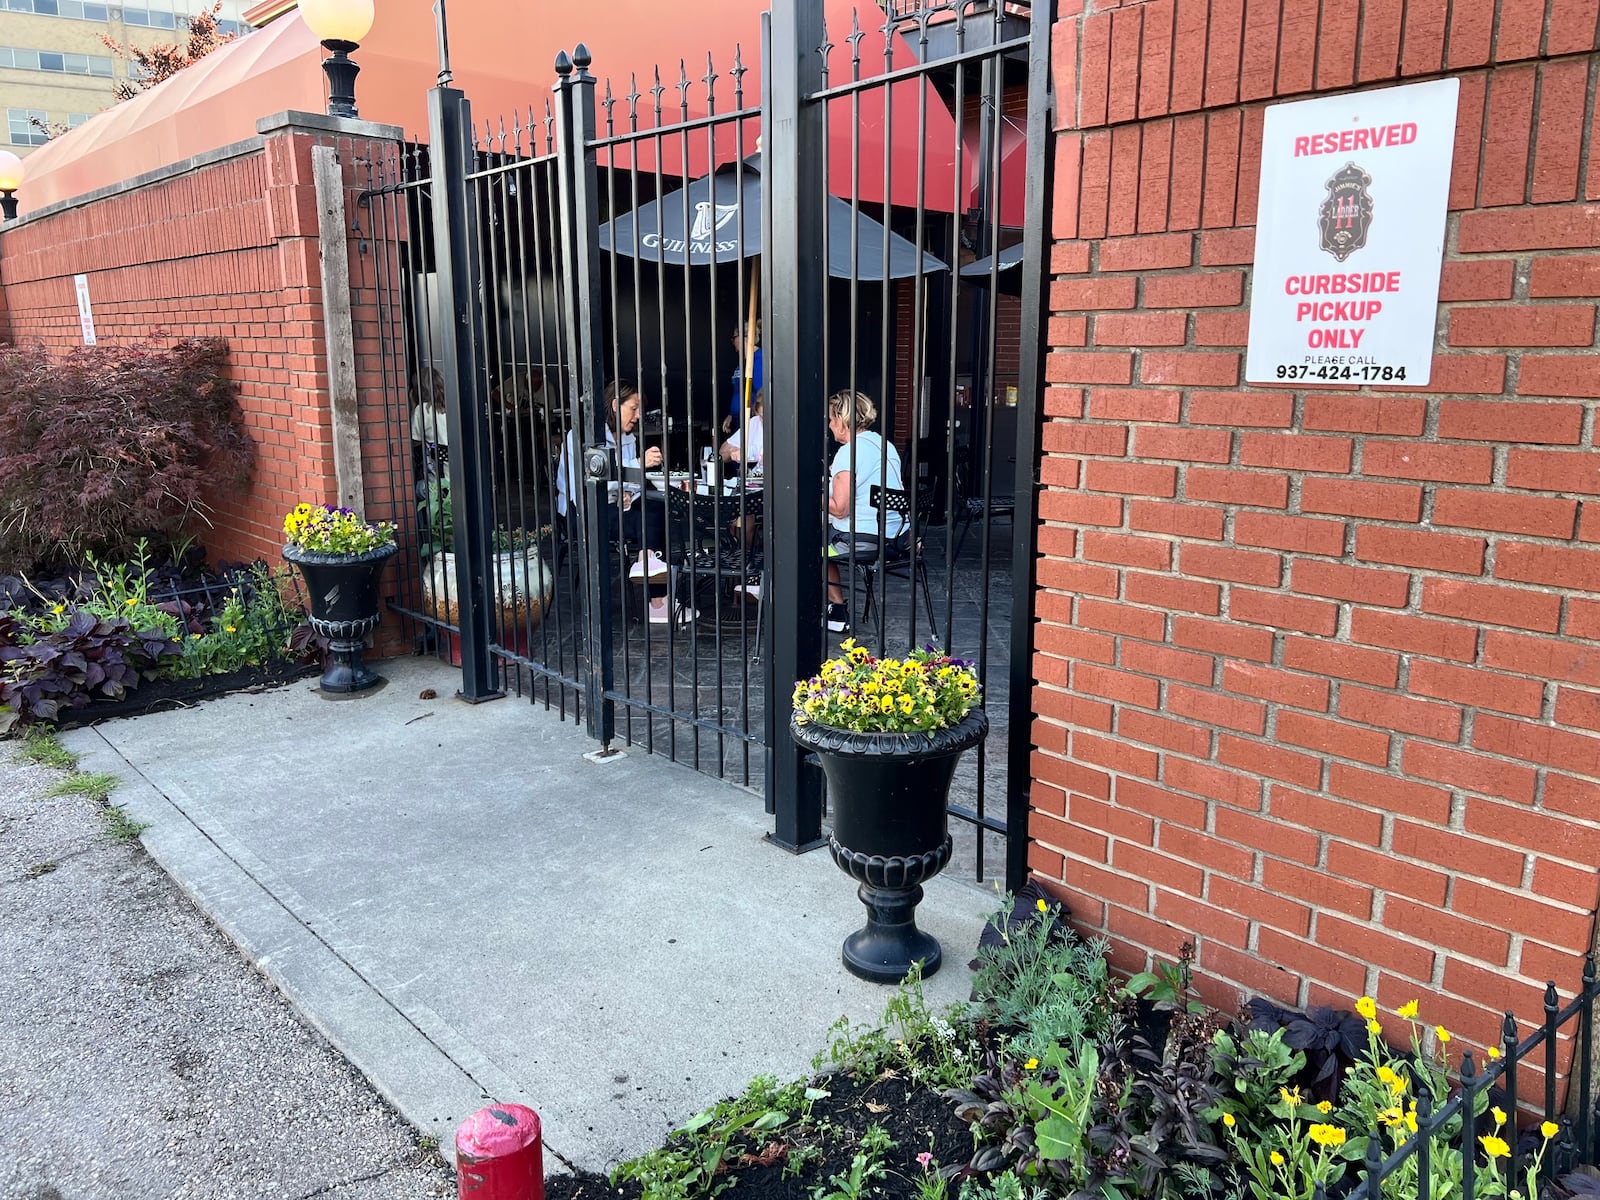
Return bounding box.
[1,0,249,156]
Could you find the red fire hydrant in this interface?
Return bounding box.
[456,1104,544,1200]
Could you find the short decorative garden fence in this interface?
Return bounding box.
[145,563,306,645]
[1317,958,1600,1200]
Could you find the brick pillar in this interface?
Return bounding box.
[1033,0,1600,1088]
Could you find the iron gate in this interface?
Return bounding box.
[358,0,1052,888]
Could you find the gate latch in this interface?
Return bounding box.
[583,443,615,482]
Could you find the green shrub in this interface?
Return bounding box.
[970,893,1118,1063]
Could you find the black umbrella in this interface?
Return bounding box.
[598,154,947,280]
[959,242,1024,295]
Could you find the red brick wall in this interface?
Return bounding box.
[1036,0,1600,1068]
[0,124,406,594]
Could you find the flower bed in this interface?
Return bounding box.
[546,890,1595,1200]
[2,544,317,732]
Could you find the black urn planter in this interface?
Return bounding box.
[283,542,398,695]
[790,708,989,983]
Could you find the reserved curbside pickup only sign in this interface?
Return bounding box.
[1245,78,1460,388]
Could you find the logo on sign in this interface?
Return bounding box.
[690,201,740,241]
[1317,162,1373,262]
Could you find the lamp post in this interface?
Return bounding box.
[0,150,23,221]
[299,0,375,119]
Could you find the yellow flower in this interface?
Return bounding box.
[1367,1019,1383,1035]
[1379,1107,1404,1127]
[1279,1086,1303,1108]
[1397,1000,1420,1020]
[1480,1134,1510,1159]
[1308,1124,1347,1148]
[1435,1025,1451,1044]
[225,625,237,634]
[1487,1045,1502,1060]
[51,603,64,615]
[1356,996,1377,1020]
[1491,1106,1507,1127]
[1405,1105,1418,1133]
[1317,1101,1333,1114]
[1376,1065,1397,1085]
[1222,1112,1236,1128]
[1543,1121,1559,1139]
[1269,1151,1284,1166]
[1024,1058,1038,1071]
[1390,1074,1408,1096]
[125,597,137,607]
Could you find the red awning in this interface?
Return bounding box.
[963,109,1027,228]
[17,1,957,215]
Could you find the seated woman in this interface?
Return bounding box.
[555,380,693,625]
[717,389,764,601]
[719,388,763,468]
[824,389,905,633]
[409,367,449,489]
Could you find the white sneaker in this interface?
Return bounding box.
[629,551,669,580]
[648,599,697,625]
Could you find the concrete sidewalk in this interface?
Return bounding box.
[61,657,998,1174]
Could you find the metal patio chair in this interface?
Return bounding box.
[851,484,940,644]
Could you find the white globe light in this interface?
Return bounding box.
[0,150,24,192]
[300,0,373,44]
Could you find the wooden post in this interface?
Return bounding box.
[311,144,365,514]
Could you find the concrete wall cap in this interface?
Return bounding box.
[257,110,405,141]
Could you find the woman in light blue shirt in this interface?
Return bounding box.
[824,389,905,632]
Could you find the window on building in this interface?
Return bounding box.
[0,46,115,74]
[6,108,50,146]
[1,0,112,16]
[68,111,88,126]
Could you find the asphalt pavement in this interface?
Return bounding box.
[0,744,455,1200]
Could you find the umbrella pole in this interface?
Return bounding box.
[742,260,760,433]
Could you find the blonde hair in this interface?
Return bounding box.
[827,389,877,431]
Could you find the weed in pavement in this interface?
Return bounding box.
[42,769,146,841]
[14,728,78,769]
[99,804,148,842]
[45,770,118,803]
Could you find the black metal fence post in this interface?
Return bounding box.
[763,0,827,851]
[1004,0,1058,890]
[428,80,503,703]
[554,46,616,747]
[1582,955,1596,1159]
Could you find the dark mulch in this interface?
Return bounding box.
[545,1068,972,1200]
[55,660,320,729]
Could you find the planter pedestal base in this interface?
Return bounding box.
[321,635,383,693]
[829,834,953,983]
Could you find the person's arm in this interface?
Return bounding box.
[828,468,852,520]
[720,429,742,463]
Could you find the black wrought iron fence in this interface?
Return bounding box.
[354,0,1051,889]
[144,561,309,658]
[1313,958,1600,1200]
